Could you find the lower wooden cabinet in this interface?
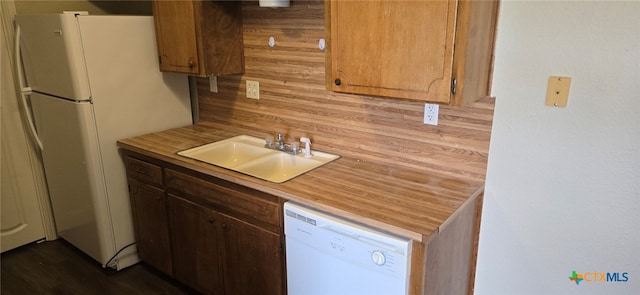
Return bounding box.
[128,178,172,275]
[122,149,482,295]
[219,213,283,295]
[124,154,285,295]
[168,195,224,294]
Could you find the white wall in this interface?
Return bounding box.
[475,1,639,294]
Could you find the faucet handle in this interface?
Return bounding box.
[265,135,274,146]
[291,141,300,154]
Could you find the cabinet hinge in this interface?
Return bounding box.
[451,77,457,95]
[158,55,162,64]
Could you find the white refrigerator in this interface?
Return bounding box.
[14,12,192,270]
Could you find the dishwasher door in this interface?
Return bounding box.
[284,202,411,295]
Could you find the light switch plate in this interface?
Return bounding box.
[546,76,571,107]
[209,76,218,93]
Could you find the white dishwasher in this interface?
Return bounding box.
[284,202,412,295]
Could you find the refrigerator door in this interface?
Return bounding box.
[30,93,113,264]
[15,13,91,100]
[77,15,192,269]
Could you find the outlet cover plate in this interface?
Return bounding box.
[246,80,260,99]
[423,103,439,125]
[545,76,571,107]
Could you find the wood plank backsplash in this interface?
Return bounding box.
[196,1,495,183]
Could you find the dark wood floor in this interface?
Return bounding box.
[1,239,196,294]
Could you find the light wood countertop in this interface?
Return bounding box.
[117,122,484,243]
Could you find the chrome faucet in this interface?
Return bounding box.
[277,133,286,150]
[265,133,301,155]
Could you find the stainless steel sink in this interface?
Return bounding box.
[177,135,339,183]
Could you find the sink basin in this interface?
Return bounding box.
[235,150,340,183]
[177,135,276,168]
[177,135,340,183]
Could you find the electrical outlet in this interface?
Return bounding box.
[423,103,439,125]
[246,80,260,99]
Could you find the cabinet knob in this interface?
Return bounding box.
[334,78,342,86]
[208,217,215,224]
[188,58,194,68]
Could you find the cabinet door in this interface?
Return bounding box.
[128,179,172,275]
[153,0,200,75]
[199,0,245,77]
[168,195,224,295]
[330,0,457,102]
[219,214,284,295]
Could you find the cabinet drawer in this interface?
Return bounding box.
[164,169,281,228]
[126,157,163,186]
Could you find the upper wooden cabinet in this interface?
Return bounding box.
[153,0,244,77]
[327,0,499,105]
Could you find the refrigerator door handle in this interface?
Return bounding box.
[15,25,44,151]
